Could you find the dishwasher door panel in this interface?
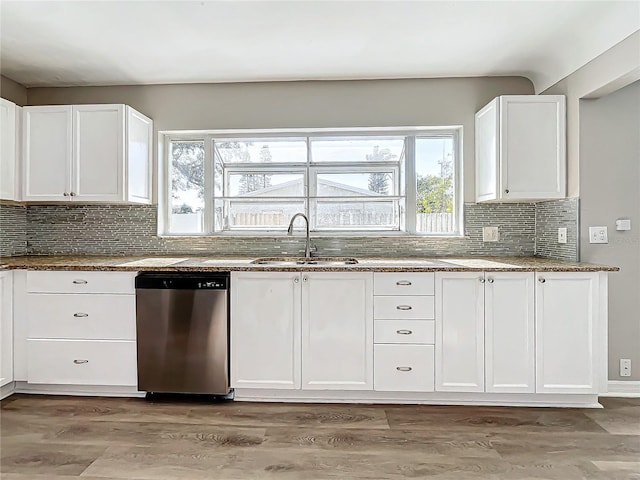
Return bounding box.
[136,288,229,394]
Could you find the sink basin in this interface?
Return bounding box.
[251,257,359,266]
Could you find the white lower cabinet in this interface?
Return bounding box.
[27,339,136,386]
[485,272,535,393]
[1,271,14,387]
[231,271,373,391]
[230,272,301,389]
[435,271,535,394]
[24,270,138,389]
[374,344,434,392]
[535,272,599,394]
[435,272,485,392]
[302,272,373,390]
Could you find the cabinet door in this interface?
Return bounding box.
[435,272,485,392]
[72,105,124,201]
[126,107,153,204]
[302,272,373,390]
[475,98,499,202]
[0,272,13,387]
[23,106,72,200]
[500,96,566,200]
[230,272,301,389]
[1,99,17,200]
[536,272,598,394]
[485,272,535,393]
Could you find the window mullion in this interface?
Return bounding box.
[405,136,417,234]
[203,135,214,233]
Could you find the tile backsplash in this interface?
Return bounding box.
[1,199,578,260]
[0,203,27,256]
[535,198,579,261]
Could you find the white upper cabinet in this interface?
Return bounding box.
[0,99,21,201]
[475,95,566,202]
[23,106,72,201]
[22,104,152,203]
[72,105,124,202]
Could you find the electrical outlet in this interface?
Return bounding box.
[558,227,567,244]
[589,226,608,244]
[483,226,499,242]
[620,359,632,377]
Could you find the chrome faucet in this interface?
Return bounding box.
[287,213,312,259]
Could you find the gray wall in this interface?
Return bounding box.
[544,31,640,197]
[580,81,640,382]
[26,77,533,202]
[1,75,27,106]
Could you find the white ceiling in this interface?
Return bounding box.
[1,1,638,92]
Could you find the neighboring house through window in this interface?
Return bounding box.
[163,128,461,236]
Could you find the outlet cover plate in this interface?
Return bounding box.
[620,359,632,377]
[483,226,499,242]
[589,226,608,244]
[558,227,567,244]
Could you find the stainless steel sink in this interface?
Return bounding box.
[251,257,359,266]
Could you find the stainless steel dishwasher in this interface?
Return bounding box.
[135,272,230,395]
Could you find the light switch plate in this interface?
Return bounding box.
[483,226,499,242]
[558,227,567,244]
[589,226,608,244]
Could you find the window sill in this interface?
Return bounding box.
[157,231,466,240]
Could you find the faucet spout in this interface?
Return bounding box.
[287,213,312,259]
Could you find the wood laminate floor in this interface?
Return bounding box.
[1,395,639,479]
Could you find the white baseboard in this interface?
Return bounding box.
[13,381,146,398]
[1,381,16,400]
[602,380,640,397]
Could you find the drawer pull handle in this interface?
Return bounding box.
[396,280,412,286]
[396,366,412,372]
[73,359,88,364]
[73,313,89,318]
[396,305,412,311]
[396,329,413,335]
[72,280,88,285]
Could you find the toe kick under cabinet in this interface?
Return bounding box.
[24,271,138,389]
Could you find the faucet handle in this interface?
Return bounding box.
[309,244,318,256]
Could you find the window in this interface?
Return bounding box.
[163,128,461,236]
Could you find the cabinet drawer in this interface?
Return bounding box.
[374,296,434,319]
[374,344,434,392]
[374,320,435,344]
[27,271,136,294]
[27,294,136,340]
[374,273,434,296]
[27,339,137,386]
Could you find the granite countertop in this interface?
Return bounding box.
[0,255,619,272]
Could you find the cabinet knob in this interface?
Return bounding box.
[505,189,510,194]
[303,276,308,282]
[396,367,413,372]
[73,359,88,364]
[69,192,76,197]
[479,277,485,283]
[63,192,69,196]
[538,278,546,283]
[293,277,299,283]
[487,278,494,284]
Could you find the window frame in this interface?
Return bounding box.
[160,126,463,237]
